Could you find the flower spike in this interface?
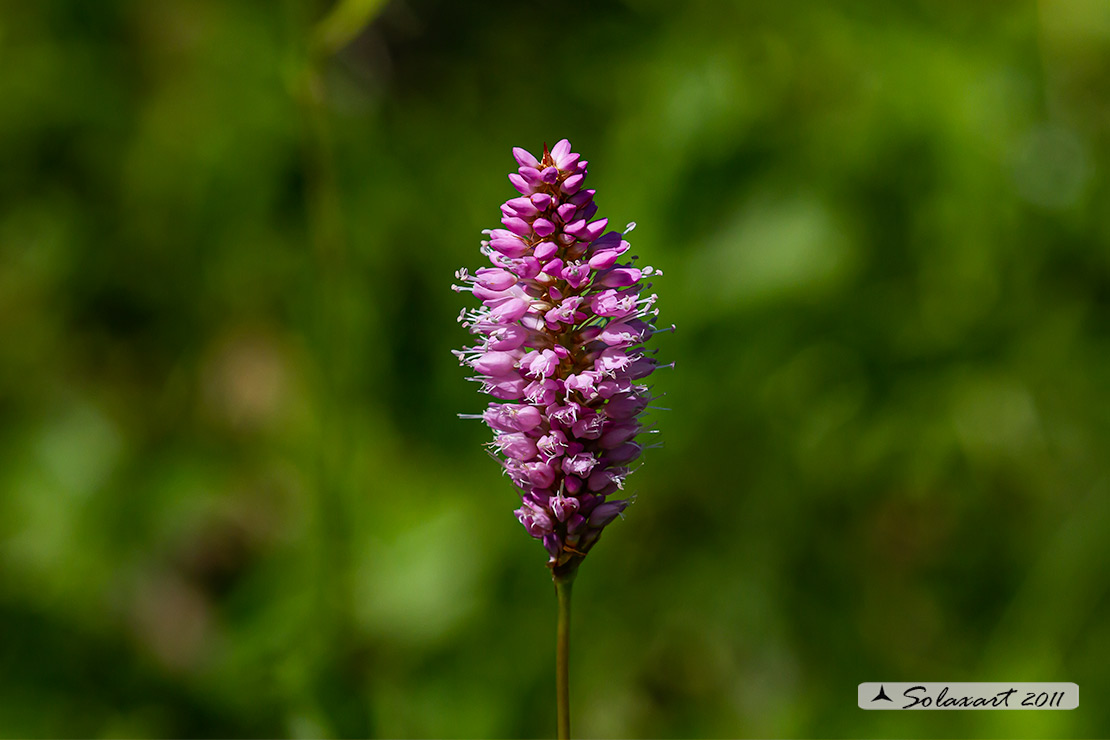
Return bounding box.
[455,140,666,576]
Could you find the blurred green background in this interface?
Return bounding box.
[2,0,1109,737]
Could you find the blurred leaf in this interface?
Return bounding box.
[309,0,388,60]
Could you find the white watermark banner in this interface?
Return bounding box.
[858,682,1078,710]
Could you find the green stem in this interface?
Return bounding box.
[554,570,576,740]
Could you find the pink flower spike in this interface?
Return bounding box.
[590,290,637,319]
[485,324,529,351]
[508,173,532,195]
[599,421,639,449]
[604,442,642,464]
[571,413,604,439]
[516,500,553,536]
[499,433,539,461]
[537,430,568,459]
[595,347,633,375]
[568,189,595,206]
[483,403,543,433]
[562,453,598,478]
[563,219,587,237]
[556,203,578,222]
[547,402,579,428]
[502,216,531,237]
[454,140,668,572]
[475,267,517,291]
[564,372,597,395]
[524,349,560,379]
[580,218,609,241]
[598,321,647,347]
[560,174,585,194]
[625,356,658,379]
[518,166,544,185]
[505,196,540,218]
[604,392,650,419]
[599,267,642,288]
[490,235,529,258]
[550,493,579,522]
[587,230,621,251]
[471,284,512,303]
[513,147,539,168]
[561,262,592,289]
[473,350,520,376]
[588,250,622,270]
[511,405,543,432]
[485,375,527,400]
[525,378,560,406]
[576,326,603,342]
[490,297,530,323]
[587,469,615,492]
[525,461,557,489]
[550,139,572,165]
[533,218,557,238]
[541,258,564,278]
[507,256,541,279]
[545,296,584,328]
[481,404,517,433]
[534,241,559,261]
[588,500,628,528]
[557,152,581,172]
[595,379,623,398]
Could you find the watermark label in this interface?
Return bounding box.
[859,683,1078,710]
